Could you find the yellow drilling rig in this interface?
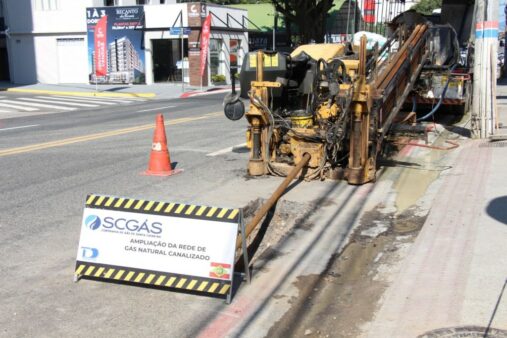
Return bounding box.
[224,19,465,185]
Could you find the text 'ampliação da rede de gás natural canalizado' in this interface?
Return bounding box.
[125,239,211,260]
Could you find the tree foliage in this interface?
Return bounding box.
[189,0,335,44]
[271,0,335,44]
[411,0,442,15]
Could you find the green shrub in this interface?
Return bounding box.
[211,74,226,83]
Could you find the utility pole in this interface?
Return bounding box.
[180,12,185,92]
[473,0,499,138]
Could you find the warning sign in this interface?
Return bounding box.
[75,194,240,297]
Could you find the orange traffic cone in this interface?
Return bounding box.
[142,114,183,176]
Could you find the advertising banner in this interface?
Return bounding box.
[86,6,146,84]
[75,194,240,297]
[94,15,107,77]
[200,14,212,77]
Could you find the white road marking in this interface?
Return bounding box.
[31,97,99,107]
[0,124,39,132]
[49,96,118,105]
[206,143,247,157]
[137,106,176,112]
[0,102,39,111]
[7,99,74,110]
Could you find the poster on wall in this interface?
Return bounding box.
[86,6,146,84]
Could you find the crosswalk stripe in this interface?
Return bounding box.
[51,95,146,103]
[100,96,147,102]
[30,97,99,107]
[0,102,39,111]
[48,96,118,105]
[4,99,74,110]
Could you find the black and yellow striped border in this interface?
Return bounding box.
[85,194,240,223]
[75,261,231,296]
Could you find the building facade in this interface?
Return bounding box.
[1,0,248,86]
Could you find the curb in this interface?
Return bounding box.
[180,87,236,99]
[5,88,156,98]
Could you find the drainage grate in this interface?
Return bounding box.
[479,141,507,148]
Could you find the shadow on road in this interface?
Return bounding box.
[486,196,507,225]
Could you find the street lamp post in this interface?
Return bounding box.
[268,12,278,51]
[273,13,278,51]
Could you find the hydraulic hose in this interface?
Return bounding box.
[416,64,458,122]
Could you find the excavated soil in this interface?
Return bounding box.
[236,198,316,270]
[265,205,427,338]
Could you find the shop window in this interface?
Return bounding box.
[209,39,224,79]
[136,0,149,4]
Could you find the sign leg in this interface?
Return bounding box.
[240,211,251,284]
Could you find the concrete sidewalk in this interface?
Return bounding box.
[0,81,233,99]
[363,84,507,336]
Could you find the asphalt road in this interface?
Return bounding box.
[0,91,436,337]
[0,92,253,337]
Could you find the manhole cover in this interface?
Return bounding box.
[479,141,507,148]
[418,326,507,338]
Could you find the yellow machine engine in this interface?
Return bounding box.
[224,23,432,185]
[225,43,361,180]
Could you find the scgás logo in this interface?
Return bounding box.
[103,217,162,234]
[85,215,101,230]
[84,214,162,235]
[85,215,162,235]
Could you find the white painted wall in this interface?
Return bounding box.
[144,4,187,28]
[5,0,92,84]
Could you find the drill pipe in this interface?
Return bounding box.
[236,153,311,251]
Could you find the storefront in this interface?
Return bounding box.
[4,1,248,85]
[88,2,249,86]
[140,3,249,86]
